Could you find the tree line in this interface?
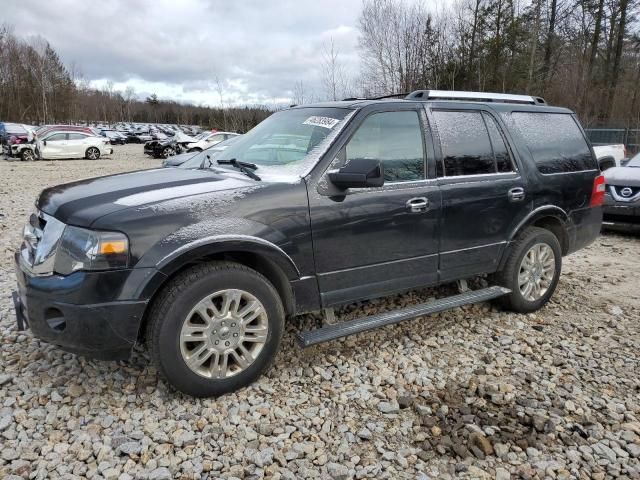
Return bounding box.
[0,26,271,131]
[3,0,640,130]
[353,0,640,127]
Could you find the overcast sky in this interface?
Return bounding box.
[4,0,362,107]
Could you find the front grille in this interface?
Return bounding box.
[19,210,66,275]
[609,185,640,202]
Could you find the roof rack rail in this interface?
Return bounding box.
[405,90,546,105]
[341,93,410,101]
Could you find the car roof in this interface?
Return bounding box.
[295,98,573,115]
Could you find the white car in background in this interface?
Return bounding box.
[186,131,239,152]
[36,131,113,160]
[593,144,626,171]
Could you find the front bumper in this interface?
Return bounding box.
[603,195,640,229]
[13,252,148,360]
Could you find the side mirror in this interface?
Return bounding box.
[328,158,384,189]
[42,140,47,146]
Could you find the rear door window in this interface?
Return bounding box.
[432,110,495,177]
[483,113,515,173]
[511,112,596,174]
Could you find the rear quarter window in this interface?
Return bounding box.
[511,112,596,174]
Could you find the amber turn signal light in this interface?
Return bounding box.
[98,240,127,255]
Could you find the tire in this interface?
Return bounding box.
[85,147,100,160]
[493,227,562,313]
[21,148,35,161]
[146,261,285,397]
[161,146,175,159]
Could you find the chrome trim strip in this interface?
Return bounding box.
[318,252,438,277]
[539,169,599,176]
[157,234,301,277]
[440,241,506,255]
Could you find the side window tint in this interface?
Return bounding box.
[483,113,514,173]
[433,110,494,176]
[46,133,66,141]
[68,133,86,140]
[345,111,424,182]
[511,112,597,173]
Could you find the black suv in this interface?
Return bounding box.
[13,90,603,397]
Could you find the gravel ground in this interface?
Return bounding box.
[1,144,639,480]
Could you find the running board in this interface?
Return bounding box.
[296,286,510,348]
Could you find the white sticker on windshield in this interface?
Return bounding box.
[303,116,340,129]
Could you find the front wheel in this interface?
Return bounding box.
[493,227,562,313]
[85,147,100,160]
[21,149,35,161]
[146,261,284,397]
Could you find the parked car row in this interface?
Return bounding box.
[144,131,240,159]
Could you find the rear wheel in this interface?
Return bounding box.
[146,261,284,397]
[85,147,100,160]
[161,146,175,159]
[493,227,562,313]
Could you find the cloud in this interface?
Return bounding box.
[3,0,362,106]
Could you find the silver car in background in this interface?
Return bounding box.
[603,153,640,230]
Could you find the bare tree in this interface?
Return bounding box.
[292,80,306,105]
[321,38,349,100]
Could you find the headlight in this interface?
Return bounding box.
[54,226,129,275]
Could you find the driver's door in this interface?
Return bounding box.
[308,106,442,307]
[39,133,68,159]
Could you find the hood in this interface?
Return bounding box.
[38,168,254,226]
[604,166,640,187]
[173,131,196,143]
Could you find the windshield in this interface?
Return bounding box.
[627,152,640,167]
[209,107,353,178]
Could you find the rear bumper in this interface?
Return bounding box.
[566,206,602,254]
[14,253,149,360]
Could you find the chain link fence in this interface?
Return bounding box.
[585,128,640,154]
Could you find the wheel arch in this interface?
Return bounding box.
[136,237,300,341]
[498,206,570,271]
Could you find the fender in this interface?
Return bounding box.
[508,205,570,241]
[134,235,302,301]
[157,234,301,279]
[496,205,570,271]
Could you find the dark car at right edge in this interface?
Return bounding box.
[12,90,603,397]
[603,152,640,229]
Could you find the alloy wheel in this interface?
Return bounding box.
[87,148,99,160]
[518,243,556,301]
[179,289,269,379]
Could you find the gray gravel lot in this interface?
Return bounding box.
[1,144,639,479]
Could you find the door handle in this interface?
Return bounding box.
[406,197,429,213]
[508,187,525,202]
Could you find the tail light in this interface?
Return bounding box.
[589,175,605,207]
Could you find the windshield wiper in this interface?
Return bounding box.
[216,158,261,181]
